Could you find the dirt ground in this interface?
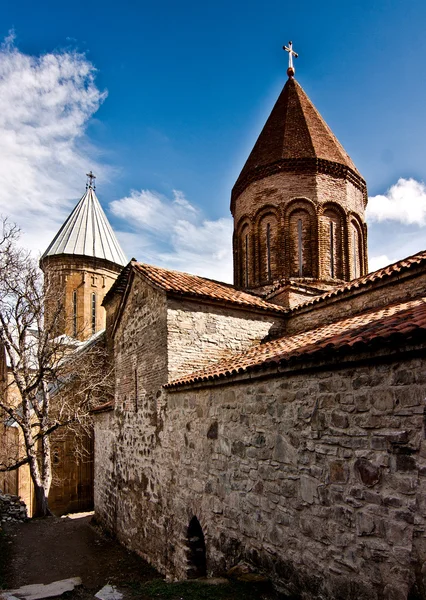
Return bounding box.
[1,513,288,600]
[2,512,160,596]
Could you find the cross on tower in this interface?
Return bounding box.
[283,41,298,78]
[86,170,96,190]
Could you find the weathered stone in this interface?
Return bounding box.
[356,512,375,536]
[272,435,297,465]
[300,476,319,504]
[330,411,349,429]
[329,461,349,483]
[354,458,381,487]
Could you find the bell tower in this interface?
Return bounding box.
[40,172,127,340]
[231,43,368,308]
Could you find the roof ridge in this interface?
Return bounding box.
[124,261,288,314]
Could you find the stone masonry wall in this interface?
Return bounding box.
[93,409,116,533]
[286,269,426,336]
[95,277,287,569]
[167,298,285,381]
[95,343,426,599]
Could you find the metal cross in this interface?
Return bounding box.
[86,170,96,190]
[284,41,298,71]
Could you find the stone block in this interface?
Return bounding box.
[331,411,349,428]
[272,435,297,465]
[354,458,381,487]
[356,512,375,536]
[328,461,349,483]
[300,475,319,504]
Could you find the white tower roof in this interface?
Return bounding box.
[42,185,127,267]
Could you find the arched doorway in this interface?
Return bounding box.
[187,516,207,578]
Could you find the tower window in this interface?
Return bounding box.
[330,221,335,279]
[353,229,358,279]
[91,293,96,334]
[297,219,303,277]
[245,234,249,287]
[266,223,271,281]
[72,290,77,337]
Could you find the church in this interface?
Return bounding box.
[41,46,426,599]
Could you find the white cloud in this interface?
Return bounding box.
[0,32,106,254]
[368,254,391,273]
[367,178,426,225]
[111,189,233,282]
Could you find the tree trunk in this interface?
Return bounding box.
[33,482,53,517]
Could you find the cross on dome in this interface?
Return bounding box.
[86,170,96,190]
[283,41,298,78]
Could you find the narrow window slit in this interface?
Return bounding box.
[245,234,249,287]
[91,292,96,334]
[72,290,77,337]
[266,223,271,281]
[297,219,303,277]
[353,230,358,278]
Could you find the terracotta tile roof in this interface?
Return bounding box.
[132,262,287,313]
[232,78,365,205]
[166,296,426,388]
[289,249,426,312]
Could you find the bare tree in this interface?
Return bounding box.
[0,219,113,516]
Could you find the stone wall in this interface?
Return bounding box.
[167,298,285,381]
[93,409,116,533]
[95,275,288,569]
[94,341,426,599]
[286,267,426,336]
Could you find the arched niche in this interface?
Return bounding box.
[350,216,364,279]
[320,203,346,281]
[187,516,207,578]
[235,217,253,288]
[255,207,279,285]
[285,199,317,279]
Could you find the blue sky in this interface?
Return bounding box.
[0,0,426,281]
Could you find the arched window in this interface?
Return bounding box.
[323,209,343,280]
[245,234,249,287]
[257,212,278,284]
[72,290,78,337]
[238,222,250,287]
[297,218,303,277]
[351,220,363,279]
[91,292,96,334]
[266,223,271,281]
[288,209,313,278]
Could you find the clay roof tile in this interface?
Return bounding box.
[166,296,426,388]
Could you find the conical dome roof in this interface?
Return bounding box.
[41,186,127,267]
[232,77,365,208]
